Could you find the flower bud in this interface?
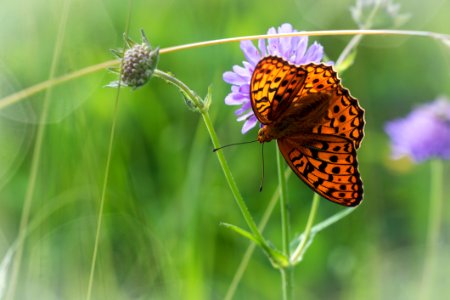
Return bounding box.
[121,43,159,88]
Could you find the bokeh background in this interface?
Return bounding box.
[0,0,449,299]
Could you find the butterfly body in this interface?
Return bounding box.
[250,56,365,207]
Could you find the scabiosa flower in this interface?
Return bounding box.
[120,43,158,88]
[385,97,450,162]
[223,23,325,134]
[107,30,159,89]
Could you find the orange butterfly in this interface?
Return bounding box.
[250,56,365,206]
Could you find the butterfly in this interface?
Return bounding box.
[250,56,365,206]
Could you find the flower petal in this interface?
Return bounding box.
[278,23,295,58]
[258,38,267,57]
[241,115,258,134]
[385,98,450,162]
[223,71,247,85]
[232,65,251,78]
[223,23,326,135]
[266,27,280,56]
[225,92,247,105]
[240,40,261,66]
[298,42,324,64]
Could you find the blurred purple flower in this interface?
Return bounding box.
[385,97,450,162]
[223,23,325,134]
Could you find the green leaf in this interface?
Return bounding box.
[336,49,357,74]
[221,222,289,268]
[220,222,259,244]
[110,48,123,59]
[203,85,212,112]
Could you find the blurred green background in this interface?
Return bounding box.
[0,0,449,299]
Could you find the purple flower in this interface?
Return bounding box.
[385,97,450,162]
[223,23,325,134]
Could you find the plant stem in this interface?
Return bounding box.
[290,193,320,264]
[1,29,448,111]
[280,267,292,300]
[276,149,292,299]
[86,3,132,299]
[201,112,267,247]
[418,159,444,300]
[277,150,290,255]
[336,0,382,66]
[225,167,292,300]
[154,69,272,255]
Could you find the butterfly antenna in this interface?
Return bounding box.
[259,143,265,192]
[213,140,258,152]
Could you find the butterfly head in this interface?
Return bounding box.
[257,125,276,144]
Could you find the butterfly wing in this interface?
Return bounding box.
[250,56,365,206]
[296,63,365,149]
[251,57,365,149]
[250,56,307,125]
[278,134,363,206]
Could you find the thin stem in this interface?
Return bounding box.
[1,29,447,111]
[418,159,444,300]
[85,2,132,299]
[277,150,290,255]
[290,193,320,264]
[153,69,204,111]
[154,69,273,253]
[4,1,71,298]
[336,0,382,66]
[280,268,291,300]
[154,69,280,260]
[162,29,449,54]
[201,112,267,248]
[225,168,292,300]
[85,82,121,300]
[276,149,292,300]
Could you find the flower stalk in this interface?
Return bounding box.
[419,159,444,299]
[276,149,292,299]
[152,69,287,267]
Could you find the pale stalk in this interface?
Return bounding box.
[1,29,448,111]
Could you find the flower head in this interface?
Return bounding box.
[385,97,450,162]
[121,43,158,88]
[107,30,159,89]
[223,23,325,134]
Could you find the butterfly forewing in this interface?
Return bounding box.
[250,56,365,206]
[251,56,307,124]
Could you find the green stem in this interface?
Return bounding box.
[154,69,204,112]
[277,149,290,255]
[225,168,292,300]
[335,0,382,66]
[154,70,272,256]
[418,159,444,300]
[86,3,132,298]
[290,193,320,264]
[280,268,291,300]
[201,112,266,246]
[276,149,292,300]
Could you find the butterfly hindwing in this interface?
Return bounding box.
[277,134,363,206]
